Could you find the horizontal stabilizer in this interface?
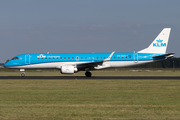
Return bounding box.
[153,53,175,58]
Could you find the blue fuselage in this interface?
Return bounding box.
[4,52,164,70]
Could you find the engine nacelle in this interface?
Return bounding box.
[60,65,78,74]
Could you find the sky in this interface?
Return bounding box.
[0,0,180,62]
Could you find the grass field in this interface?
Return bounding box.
[0,69,180,119]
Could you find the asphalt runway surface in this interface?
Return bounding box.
[0,76,180,79]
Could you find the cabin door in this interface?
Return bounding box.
[133,53,138,63]
[25,54,30,64]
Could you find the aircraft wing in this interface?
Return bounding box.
[76,51,115,69]
[76,61,103,68]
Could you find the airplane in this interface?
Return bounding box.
[4,28,174,77]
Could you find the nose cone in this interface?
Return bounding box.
[4,61,11,68]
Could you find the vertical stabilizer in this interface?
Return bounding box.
[138,28,171,54]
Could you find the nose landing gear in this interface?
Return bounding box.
[21,72,25,77]
[20,69,25,77]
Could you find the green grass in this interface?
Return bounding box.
[0,79,180,120]
[1,69,180,119]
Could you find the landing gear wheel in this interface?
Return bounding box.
[21,73,25,77]
[85,71,92,77]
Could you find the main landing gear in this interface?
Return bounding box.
[20,69,25,77]
[85,71,92,77]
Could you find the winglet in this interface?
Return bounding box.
[103,51,115,62]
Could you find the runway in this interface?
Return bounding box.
[0,76,180,79]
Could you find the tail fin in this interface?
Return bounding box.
[138,28,171,54]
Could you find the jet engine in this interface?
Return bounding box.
[60,65,78,74]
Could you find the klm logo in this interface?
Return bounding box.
[153,39,166,47]
[37,54,46,58]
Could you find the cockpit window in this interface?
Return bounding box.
[11,57,19,60]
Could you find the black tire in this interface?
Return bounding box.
[85,71,92,77]
[21,73,25,77]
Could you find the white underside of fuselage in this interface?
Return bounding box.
[7,60,153,70]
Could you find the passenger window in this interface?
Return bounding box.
[41,58,43,59]
[57,57,58,59]
[103,57,105,59]
[89,57,91,59]
[38,58,39,60]
[93,57,94,59]
[64,57,66,59]
[72,57,74,59]
[68,57,70,59]
[114,57,116,59]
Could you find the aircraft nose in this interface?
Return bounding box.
[3,63,8,68]
[4,61,11,68]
